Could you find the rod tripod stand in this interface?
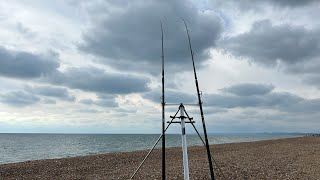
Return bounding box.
[168,103,196,180]
[130,103,222,180]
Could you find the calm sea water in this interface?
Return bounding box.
[0,133,302,164]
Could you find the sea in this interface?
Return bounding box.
[0,133,303,165]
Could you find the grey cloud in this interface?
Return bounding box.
[116,108,137,114]
[205,91,303,109]
[79,99,94,105]
[76,108,101,113]
[270,0,317,7]
[143,82,319,118]
[188,107,228,115]
[204,107,228,114]
[25,85,75,101]
[16,22,36,38]
[0,91,40,107]
[205,93,259,108]
[211,0,317,12]
[303,74,320,88]
[285,59,320,75]
[95,98,118,107]
[144,89,196,104]
[43,99,56,104]
[79,95,118,107]
[0,47,59,79]
[281,98,320,113]
[0,85,75,107]
[79,0,222,73]
[220,20,320,88]
[145,83,306,112]
[220,20,320,67]
[48,67,150,94]
[221,83,274,96]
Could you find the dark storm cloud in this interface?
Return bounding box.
[0,91,40,107]
[25,85,75,101]
[220,20,320,67]
[220,83,274,96]
[48,67,149,94]
[0,47,59,79]
[79,0,222,73]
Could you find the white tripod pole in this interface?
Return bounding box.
[180,105,190,180]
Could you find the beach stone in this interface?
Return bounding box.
[0,137,320,179]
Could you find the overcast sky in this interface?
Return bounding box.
[0,0,319,134]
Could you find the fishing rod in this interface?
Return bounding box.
[182,19,215,180]
[161,21,166,180]
[130,20,218,180]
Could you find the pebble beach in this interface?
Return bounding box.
[1,136,319,179]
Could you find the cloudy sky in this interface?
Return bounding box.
[0,0,319,134]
